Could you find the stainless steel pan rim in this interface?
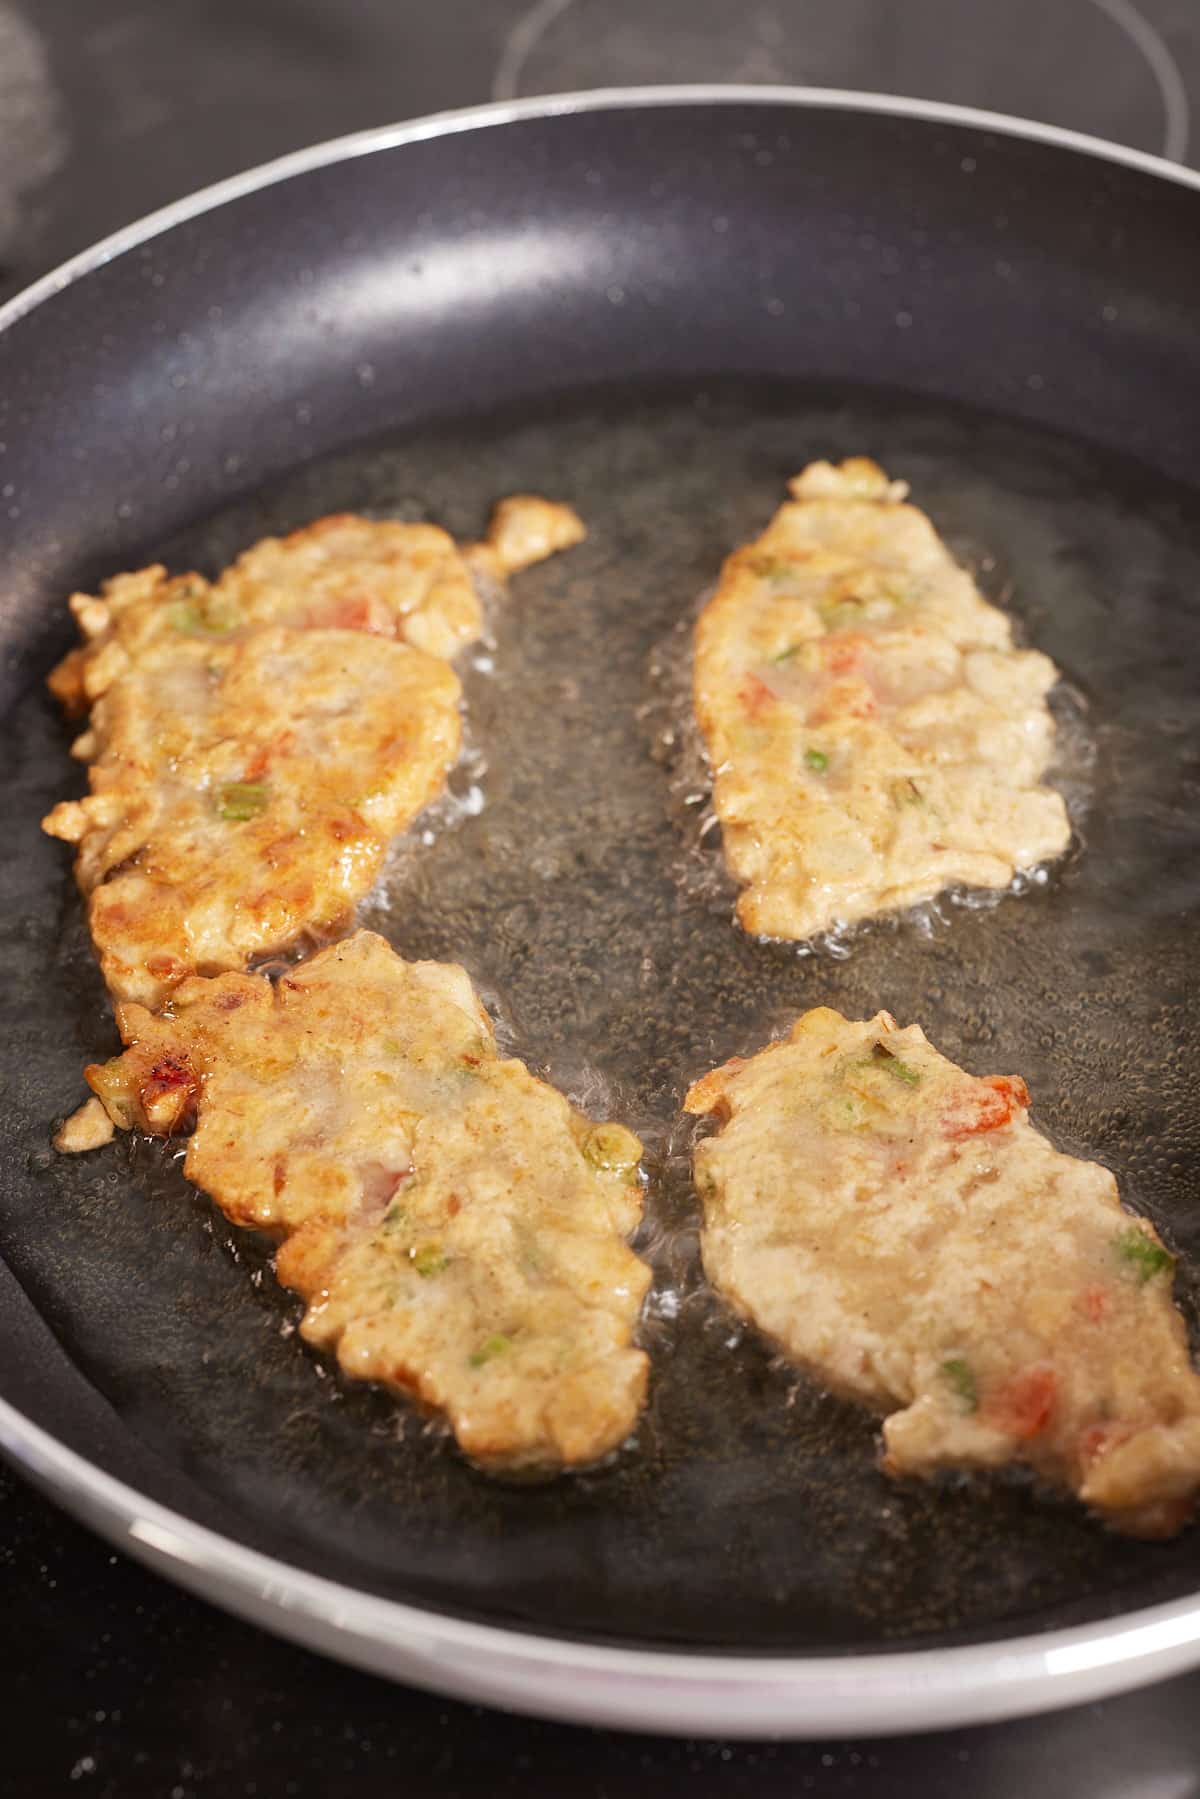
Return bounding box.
[7,1387,1200,1736]
[4,85,1200,1737]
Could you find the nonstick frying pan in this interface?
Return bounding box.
[1,88,1199,1738]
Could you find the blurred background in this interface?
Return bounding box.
[2,0,1199,304]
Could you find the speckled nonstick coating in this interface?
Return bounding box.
[0,101,1198,1654]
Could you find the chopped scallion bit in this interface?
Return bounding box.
[469,1333,512,1368]
[887,1061,921,1086]
[204,596,242,633]
[942,1357,978,1411]
[770,643,801,664]
[804,747,829,773]
[214,781,270,822]
[167,586,240,636]
[167,600,204,633]
[412,1244,448,1278]
[1114,1227,1175,1284]
[840,1095,868,1128]
[864,1042,921,1084]
[818,598,866,630]
[581,1123,642,1172]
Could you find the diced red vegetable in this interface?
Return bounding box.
[823,632,871,676]
[739,673,776,717]
[813,678,875,722]
[989,1366,1057,1440]
[138,1053,198,1134]
[1078,1285,1108,1322]
[311,594,392,634]
[943,1074,1029,1138]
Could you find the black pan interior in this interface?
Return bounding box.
[1,101,1198,1654]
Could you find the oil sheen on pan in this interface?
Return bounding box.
[9,385,1198,1651]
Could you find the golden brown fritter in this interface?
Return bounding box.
[44,630,461,1006]
[86,930,651,1473]
[686,1008,1200,1536]
[44,498,585,1004]
[693,458,1071,939]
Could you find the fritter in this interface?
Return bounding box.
[48,498,585,713]
[44,498,584,1004]
[86,930,650,1473]
[693,458,1071,939]
[686,1007,1200,1536]
[45,629,461,1006]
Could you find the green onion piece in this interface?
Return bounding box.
[167,600,204,633]
[412,1244,448,1278]
[381,1202,407,1232]
[804,748,829,773]
[1115,1227,1176,1284]
[942,1357,978,1412]
[167,584,240,637]
[862,1042,921,1085]
[214,781,270,822]
[884,1058,921,1086]
[770,643,801,664]
[203,594,242,634]
[468,1333,512,1369]
[840,1095,868,1129]
[582,1123,642,1173]
[818,598,866,630]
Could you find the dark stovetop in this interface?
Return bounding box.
[5,2,1200,1793]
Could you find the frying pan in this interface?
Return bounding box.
[1,87,1199,1739]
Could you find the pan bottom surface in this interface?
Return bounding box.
[4,376,1199,1655]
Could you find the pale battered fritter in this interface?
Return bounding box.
[45,629,461,1006]
[693,459,1071,939]
[86,930,650,1472]
[686,1008,1200,1536]
[470,493,587,582]
[53,1096,115,1154]
[49,499,585,713]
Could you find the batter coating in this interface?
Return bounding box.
[686,1008,1200,1536]
[45,629,461,1007]
[693,459,1071,940]
[86,931,650,1473]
